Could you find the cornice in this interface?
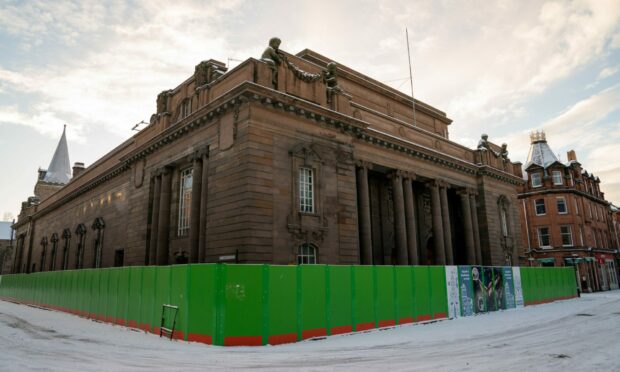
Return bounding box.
[518,187,610,205]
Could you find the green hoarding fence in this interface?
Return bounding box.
[0,264,576,346]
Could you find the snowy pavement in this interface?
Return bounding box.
[1,292,619,371]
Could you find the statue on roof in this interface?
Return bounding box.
[495,143,509,162]
[261,37,284,88]
[323,62,342,104]
[477,134,490,151]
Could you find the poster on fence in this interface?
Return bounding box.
[472,266,486,313]
[458,266,474,316]
[503,267,516,309]
[445,266,460,319]
[512,267,524,308]
[483,267,497,311]
[493,267,505,310]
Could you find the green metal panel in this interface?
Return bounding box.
[299,265,327,339]
[170,265,188,340]
[266,265,297,344]
[140,266,157,331]
[327,265,353,334]
[220,264,264,345]
[374,266,396,327]
[352,265,375,330]
[99,269,111,320]
[116,267,131,325]
[154,266,171,331]
[412,266,431,320]
[127,266,143,328]
[186,264,217,344]
[429,266,448,318]
[107,268,120,322]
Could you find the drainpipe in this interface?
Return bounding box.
[522,199,532,266]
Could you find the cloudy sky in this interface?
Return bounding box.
[1,0,619,219]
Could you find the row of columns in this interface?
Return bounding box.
[356,162,483,266]
[148,150,208,265]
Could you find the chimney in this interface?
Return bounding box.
[567,150,577,162]
[72,162,85,178]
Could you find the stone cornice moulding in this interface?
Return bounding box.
[517,188,611,206]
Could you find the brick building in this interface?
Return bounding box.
[518,131,619,292]
[9,39,524,274]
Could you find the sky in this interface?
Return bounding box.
[0,0,619,219]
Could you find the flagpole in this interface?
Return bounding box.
[406,28,417,127]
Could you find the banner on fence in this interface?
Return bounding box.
[512,267,524,308]
[503,267,516,309]
[458,266,474,317]
[445,266,460,319]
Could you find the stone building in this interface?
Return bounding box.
[518,131,619,292]
[9,39,524,274]
[0,221,14,274]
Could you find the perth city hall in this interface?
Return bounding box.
[7,38,531,275]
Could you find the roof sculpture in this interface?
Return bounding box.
[524,131,560,170]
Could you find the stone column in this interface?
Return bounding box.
[390,171,408,265]
[458,189,476,265]
[438,181,454,265]
[356,161,373,265]
[403,173,418,265]
[198,153,209,263]
[189,155,203,263]
[148,174,161,265]
[156,166,173,265]
[428,180,446,265]
[469,191,482,265]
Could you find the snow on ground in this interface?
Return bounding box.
[1,292,620,371]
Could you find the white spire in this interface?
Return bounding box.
[43,125,71,184]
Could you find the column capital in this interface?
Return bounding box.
[402,171,417,181]
[436,179,450,189]
[387,169,406,180]
[425,179,440,190]
[355,160,373,170]
[468,188,478,197]
[456,188,470,197]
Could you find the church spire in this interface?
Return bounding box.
[43,125,71,184]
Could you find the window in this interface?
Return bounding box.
[40,237,48,272]
[552,170,563,185]
[531,173,542,188]
[62,229,71,270]
[535,199,546,215]
[50,234,58,271]
[538,227,551,248]
[178,168,193,235]
[593,228,598,247]
[297,243,317,264]
[560,225,573,246]
[75,224,87,270]
[588,203,592,219]
[181,99,191,119]
[299,167,314,213]
[556,197,567,214]
[579,226,584,246]
[92,217,105,269]
[574,198,579,215]
[500,209,508,237]
[114,249,124,267]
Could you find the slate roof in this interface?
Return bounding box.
[43,125,71,184]
[524,138,560,170]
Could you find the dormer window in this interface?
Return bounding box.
[552,170,563,186]
[531,172,542,188]
[181,99,191,119]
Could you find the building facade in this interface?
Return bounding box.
[9,40,524,274]
[518,132,619,292]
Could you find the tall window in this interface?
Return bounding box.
[535,199,546,215]
[92,217,105,268]
[552,170,563,185]
[574,198,579,215]
[40,237,48,272]
[537,227,550,248]
[50,234,58,271]
[556,197,567,214]
[178,168,193,235]
[560,225,573,246]
[500,209,508,237]
[62,229,71,270]
[588,202,592,219]
[531,173,542,188]
[181,99,191,119]
[579,226,584,246]
[297,243,317,264]
[75,224,86,270]
[299,167,314,213]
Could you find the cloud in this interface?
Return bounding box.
[598,65,620,80]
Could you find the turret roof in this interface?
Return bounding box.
[43,125,71,184]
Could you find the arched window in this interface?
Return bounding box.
[297,244,317,264]
[40,237,48,272]
[92,217,105,268]
[50,233,59,271]
[75,224,87,269]
[62,228,71,270]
